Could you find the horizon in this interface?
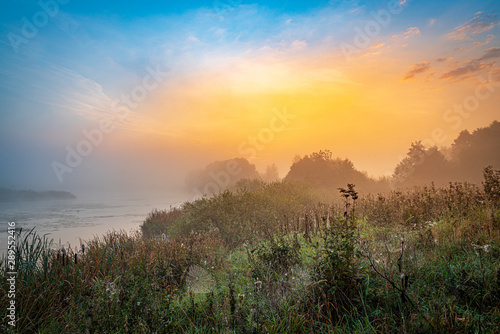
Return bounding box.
[1,0,500,196]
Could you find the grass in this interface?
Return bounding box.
[1,171,500,333]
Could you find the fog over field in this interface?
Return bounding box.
[2,1,500,333]
[1,0,499,201]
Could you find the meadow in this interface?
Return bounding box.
[1,167,500,333]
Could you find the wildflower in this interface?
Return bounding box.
[106,282,116,296]
[472,243,491,253]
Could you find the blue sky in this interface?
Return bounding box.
[1,0,499,195]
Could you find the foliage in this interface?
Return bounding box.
[2,176,500,333]
[169,181,322,247]
[249,235,301,282]
[483,165,500,208]
[393,142,450,188]
[185,157,260,195]
[141,207,183,237]
[359,182,485,228]
[284,150,385,194]
[393,121,500,188]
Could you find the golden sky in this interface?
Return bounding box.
[1,0,499,193]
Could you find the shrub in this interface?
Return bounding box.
[483,166,500,208]
[141,207,182,237]
[249,235,301,282]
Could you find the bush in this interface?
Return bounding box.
[249,235,301,282]
[483,166,500,208]
[311,217,360,322]
[141,207,182,237]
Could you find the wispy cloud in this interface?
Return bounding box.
[478,46,500,61]
[31,64,162,134]
[391,27,421,41]
[473,34,495,47]
[435,57,453,62]
[445,13,498,41]
[489,68,500,81]
[440,61,495,80]
[403,62,431,80]
[439,47,500,81]
[369,43,385,49]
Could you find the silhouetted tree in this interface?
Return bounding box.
[451,121,500,182]
[393,142,449,188]
[185,158,260,195]
[392,121,500,187]
[262,164,280,182]
[284,150,380,193]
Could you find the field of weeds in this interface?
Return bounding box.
[1,167,500,333]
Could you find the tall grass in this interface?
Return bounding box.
[1,169,500,333]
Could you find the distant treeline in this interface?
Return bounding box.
[0,188,76,201]
[186,120,500,194]
[393,120,500,188]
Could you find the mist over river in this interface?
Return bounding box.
[0,193,188,254]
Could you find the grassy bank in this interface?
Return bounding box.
[1,173,500,333]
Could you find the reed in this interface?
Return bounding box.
[1,168,499,332]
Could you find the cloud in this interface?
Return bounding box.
[187,35,200,43]
[435,57,453,62]
[489,68,500,82]
[446,13,498,41]
[403,62,431,80]
[478,47,500,61]
[33,64,164,134]
[473,34,495,47]
[291,40,307,50]
[369,43,385,49]
[407,47,500,83]
[440,61,495,80]
[391,27,420,41]
[429,18,436,27]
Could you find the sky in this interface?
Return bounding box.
[0,0,499,197]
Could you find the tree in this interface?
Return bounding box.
[263,164,280,182]
[292,154,302,165]
[284,150,376,192]
[185,158,260,195]
[393,141,449,187]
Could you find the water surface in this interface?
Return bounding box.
[0,195,185,254]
